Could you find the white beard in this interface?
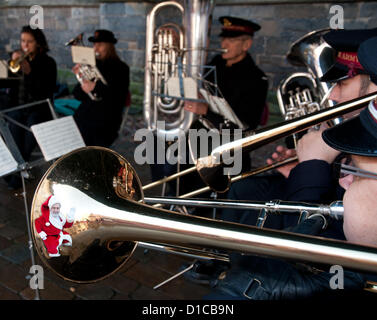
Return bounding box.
[49,212,66,230]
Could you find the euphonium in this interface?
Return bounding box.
[30,147,377,283]
[277,29,340,146]
[144,0,215,140]
[66,32,107,101]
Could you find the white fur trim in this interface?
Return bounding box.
[49,252,60,257]
[39,231,47,240]
[49,212,66,230]
[61,234,72,246]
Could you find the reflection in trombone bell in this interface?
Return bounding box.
[34,195,75,258]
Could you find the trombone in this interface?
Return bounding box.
[143,91,377,194]
[30,146,377,284]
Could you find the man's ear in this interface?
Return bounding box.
[243,37,253,51]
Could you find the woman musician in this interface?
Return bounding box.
[4,26,57,189]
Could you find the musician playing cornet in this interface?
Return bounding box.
[4,26,57,190]
[72,29,130,147]
[184,16,268,132]
[175,16,269,197]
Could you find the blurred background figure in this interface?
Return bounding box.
[72,29,130,148]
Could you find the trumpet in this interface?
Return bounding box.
[30,146,377,283]
[8,50,31,73]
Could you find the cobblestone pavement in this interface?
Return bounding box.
[0,114,283,300]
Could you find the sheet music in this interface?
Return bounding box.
[0,60,8,78]
[0,136,18,177]
[199,88,245,129]
[31,116,86,161]
[71,46,96,66]
[167,77,198,99]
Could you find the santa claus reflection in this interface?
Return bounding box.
[35,195,75,257]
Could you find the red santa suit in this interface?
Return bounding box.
[35,195,74,257]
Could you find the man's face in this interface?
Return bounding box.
[339,155,377,246]
[93,42,111,60]
[328,75,364,105]
[51,204,61,215]
[221,36,252,66]
[328,75,368,120]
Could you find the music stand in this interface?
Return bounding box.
[0,99,85,300]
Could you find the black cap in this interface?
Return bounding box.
[88,29,117,44]
[219,16,261,38]
[322,36,377,157]
[358,36,377,86]
[320,28,377,83]
[322,100,377,157]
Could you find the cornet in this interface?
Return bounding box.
[8,49,31,73]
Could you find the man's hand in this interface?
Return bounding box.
[67,208,76,223]
[72,63,81,75]
[81,79,96,94]
[296,123,340,164]
[184,100,209,115]
[266,145,298,178]
[39,231,47,241]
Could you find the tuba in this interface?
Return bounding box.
[277,29,338,145]
[144,0,215,140]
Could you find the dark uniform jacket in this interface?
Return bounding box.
[9,52,56,116]
[209,160,371,300]
[73,57,129,147]
[206,53,268,130]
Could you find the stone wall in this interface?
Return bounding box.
[1,1,377,109]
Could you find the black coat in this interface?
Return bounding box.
[206,53,268,130]
[7,52,57,161]
[208,160,367,300]
[73,57,129,147]
[9,52,56,116]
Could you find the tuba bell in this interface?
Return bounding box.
[143,0,215,140]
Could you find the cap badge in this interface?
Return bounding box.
[223,18,232,27]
